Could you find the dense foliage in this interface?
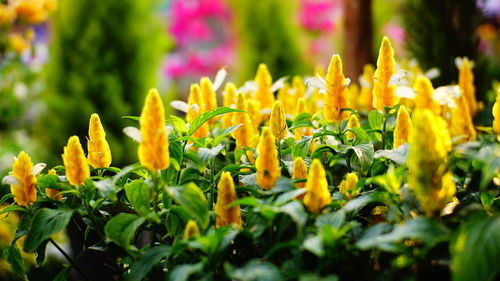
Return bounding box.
[1,37,499,281]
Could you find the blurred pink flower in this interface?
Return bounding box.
[384,22,405,44]
[299,0,342,32]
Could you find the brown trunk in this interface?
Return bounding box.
[344,0,373,83]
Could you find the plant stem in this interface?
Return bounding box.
[209,158,215,210]
[381,112,388,149]
[49,238,91,281]
[176,141,188,185]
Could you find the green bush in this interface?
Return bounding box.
[39,0,167,165]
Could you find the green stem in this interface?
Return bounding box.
[209,158,215,210]
[176,141,188,185]
[381,112,388,150]
[49,238,91,281]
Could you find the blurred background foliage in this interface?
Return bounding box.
[0,0,499,183]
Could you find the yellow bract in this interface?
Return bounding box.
[231,93,254,149]
[493,88,500,140]
[414,76,440,115]
[138,89,170,171]
[292,157,307,189]
[373,37,399,111]
[255,127,280,190]
[393,106,412,148]
[187,84,209,139]
[62,136,90,186]
[87,113,112,169]
[200,77,218,124]
[408,109,455,217]
[215,172,242,229]
[457,57,478,117]
[45,169,62,200]
[222,82,237,128]
[359,64,375,111]
[303,159,331,213]
[270,100,288,140]
[324,54,350,122]
[255,63,274,111]
[339,172,359,200]
[346,114,360,139]
[9,151,37,206]
[184,220,200,240]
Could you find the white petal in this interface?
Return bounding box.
[395,86,416,99]
[270,77,288,92]
[212,68,227,91]
[191,104,200,114]
[165,125,174,134]
[170,100,189,113]
[424,68,441,79]
[260,108,272,115]
[238,81,258,93]
[123,127,142,142]
[2,175,20,186]
[285,113,295,119]
[454,57,463,69]
[304,86,315,99]
[359,76,371,88]
[388,71,408,87]
[305,77,328,93]
[32,163,47,175]
[434,86,460,107]
[343,78,351,87]
[325,136,340,146]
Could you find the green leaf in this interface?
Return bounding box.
[37,174,60,190]
[214,124,243,145]
[166,114,187,134]
[373,144,409,165]
[339,144,374,174]
[53,266,70,281]
[0,193,14,205]
[303,235,324,257]
[125,179,151,216]
[292,136,312,159]
[315,210,346,229]
[356,217,450,252]
[346,127,371,145]
[279,201,307,229]
[94,178,117,200]
[0,205,26,215]
[198,144,224,165]
[368,110,383,130]
[299,273,338,281]
[188,107,244,136]
[289,112,313,130]
[122,116,140,121]
[451,214,500,281]
[226,259,283,281]
[5,242,25,277]
[24,208,74,252]
[227,196,260,208]
[169,263,203,281]
[343,191,389,213]
[167,183,209,229]
[274,189,306,207]
[104,214,145,250]
[129,245,170,281]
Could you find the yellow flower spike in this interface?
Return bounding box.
[414,76,440,115]
[255,63,275,111]
[9,152,37,206]
[408,109,455,217]
[324,54,350,122]
[348,84,360,111]
[292,157,308,190]
[270,100,288,140]
[359,64,375,111]
[45,169,62,201]
[9,33,30,54]
[457,57,478,117]
[393,106,412,148]
[449,94,476,142]
[292,75,306,100]
[138,89,170,171]
[346,114,361,139]
[200,77,218,124]
[277,83,294,116]
[303,159,331,213]
[231,93,254,149]
[247,99,262,133]
[187,84,209,138]
[339,172,359,200]
[62,136,90,186]
[0,5,14,26]
[222,82,237,128]
[184,220,200,240]
[255,127,280,190]
[215,172,242,229]
[493,88,500,140]
[87,113,112,169]
[372,37,399,111]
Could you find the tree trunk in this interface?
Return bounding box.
[344,0,373,82]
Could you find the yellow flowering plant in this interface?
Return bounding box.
[0,36,498,281]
